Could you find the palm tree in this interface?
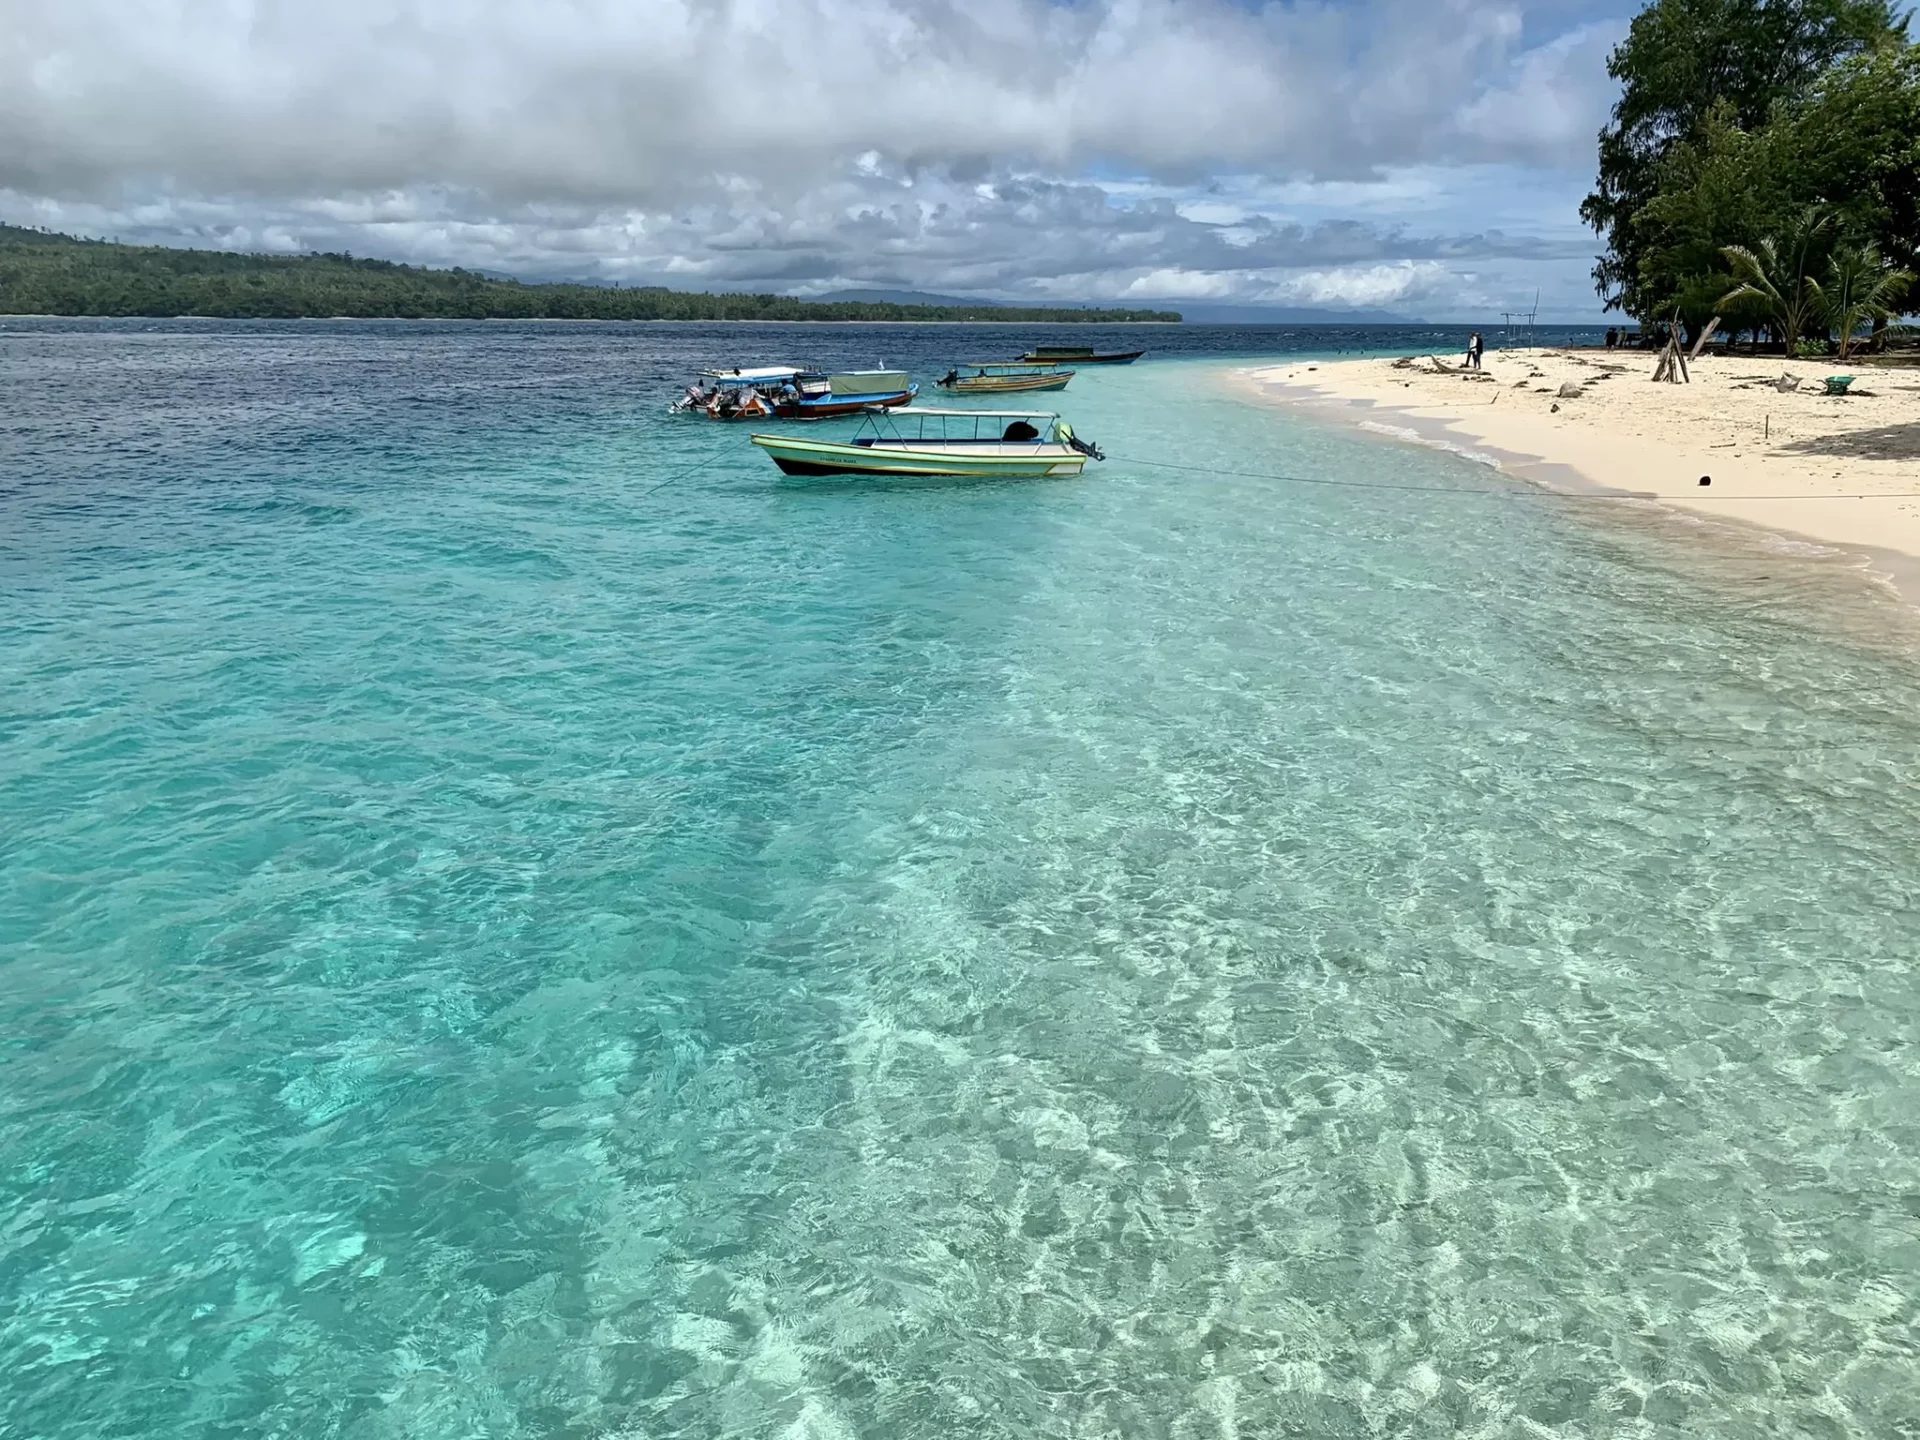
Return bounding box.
[1824,243,1913,359]
[1719,209,1835,354]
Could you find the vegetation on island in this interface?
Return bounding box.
[0,226,1180,323]
[1584,0,1918,349]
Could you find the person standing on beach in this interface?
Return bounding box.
[1466,332,1484,370]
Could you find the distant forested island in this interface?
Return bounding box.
[0,226,1180,323]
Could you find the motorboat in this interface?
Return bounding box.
[669,364,796,418]
[1015,346,1145,365]
[750,406,1103,478]
[785,368,917,418]
[934,362,1074,394]
[671,365,917,420]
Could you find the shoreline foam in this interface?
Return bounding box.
[1237,349,1920,607]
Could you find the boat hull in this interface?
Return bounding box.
[936,371,1074,393]
[1017,349,1144,365]
[750,434,1089,479]
[776,385,917,420]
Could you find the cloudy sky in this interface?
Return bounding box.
[1,0,1633,319]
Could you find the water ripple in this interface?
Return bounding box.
[3,322,1919,1438]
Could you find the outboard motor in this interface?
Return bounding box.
[1066,433,1104,461]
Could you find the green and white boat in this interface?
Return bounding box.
[750,407,1104,479]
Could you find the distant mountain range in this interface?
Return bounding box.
[1153,301,1425,324]
[808,287,1421,325]
[1,226,1462,325]
[810,288,1012,309]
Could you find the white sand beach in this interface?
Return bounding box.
[1246,348,1920,597]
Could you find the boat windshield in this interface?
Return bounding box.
[854,408,1066,444]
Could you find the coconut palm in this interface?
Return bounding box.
[1719,209,1835,354]
[1823,243,1913,359]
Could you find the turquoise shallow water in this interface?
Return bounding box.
[4,321,1920,1438]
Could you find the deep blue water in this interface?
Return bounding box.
[4,320,1919,1438]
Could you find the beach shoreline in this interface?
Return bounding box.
[1237,348,1920,607]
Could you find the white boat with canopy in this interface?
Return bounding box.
[750,407,1103,478]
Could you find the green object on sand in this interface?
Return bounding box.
[1825,375,1855,395]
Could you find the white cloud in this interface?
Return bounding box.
[0,0,1625,313]
[1119,269,1240,300]
[1117,259,1451,309]
[1454,22,1625,162]
[2,0,1618,199]
[1274,261,1450,308]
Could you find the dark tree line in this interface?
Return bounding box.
[0,227,1180,324]
[1583,0,1918,347]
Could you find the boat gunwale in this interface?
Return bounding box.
[749,431,1090,478]
[749,434,1082,457]
[935,370,1075,393]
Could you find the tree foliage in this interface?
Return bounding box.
[0,226,1181,323]
[1620,41,1920,334]
[1626,103,1788,327]
[1823,240,1913,355]
[1777,44,1920,272]
[1717,207,1835,350]
[1581,0,1908,316]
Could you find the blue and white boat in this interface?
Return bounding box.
[671,365,918,420]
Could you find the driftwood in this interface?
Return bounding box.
[1650,335,1688,382]
[1687,315,1719,363]
[1648,311,1693,383]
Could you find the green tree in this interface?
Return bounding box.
[1582,0,1907,316]
[1823,240,1912,354]
[1718,207,1837,350]
[1626,102,1788,330]
[1768,43,1920,272]
[1608,37,1920,340]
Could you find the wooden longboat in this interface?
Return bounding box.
[1016,347,1146,365]
[934,363,1074,394]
